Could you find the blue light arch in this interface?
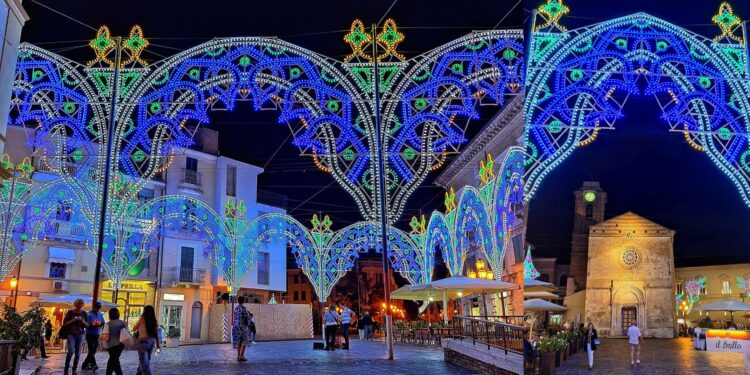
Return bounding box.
[524,9,750,203]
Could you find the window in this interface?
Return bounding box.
[257,252,270,285]
[585,204,594,218]
[722,280,732,294]
[293,291,299,301]
[49,262,66,278]
[559,274,568,287]
[226,165,237,196]
[301,291,306,301]
[676,282,684,296]
[293,275,299,284]
[138,188,154,203]
[186,157,198,171]
[184,157,199,184]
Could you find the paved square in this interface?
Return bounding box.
[31,339,475,375]
[554,337,744,374]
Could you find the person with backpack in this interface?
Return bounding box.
[61,298,90,375]
[100,307,127,375]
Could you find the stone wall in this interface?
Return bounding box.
[208,303,313,342]
[442,339,523,375]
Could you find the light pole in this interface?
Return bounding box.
[9,276,17,309]
[372,23,394,360]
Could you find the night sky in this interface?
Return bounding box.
[17,0,750,267]
[18,0,522,232]
[523,0,750,266]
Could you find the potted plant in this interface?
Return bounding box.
[538,336,557,375]
[166,327,181,348]
[554,335,565,367]
[0,305,43,375]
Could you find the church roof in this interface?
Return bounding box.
[589,211,674,234]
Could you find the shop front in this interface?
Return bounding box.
[99,280,155,328]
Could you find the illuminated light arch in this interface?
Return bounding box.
[422,147,525,279]
[10,22,524,225]
[524,3,750,204]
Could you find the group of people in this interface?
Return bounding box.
[322,302,374,351]
[582,321,643,370]
[60,298,161,375]
[231,296,258,362]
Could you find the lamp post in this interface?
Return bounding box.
[9,276,17,308]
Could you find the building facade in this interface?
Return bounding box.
[434,95,525,318]
[2,127,286,343]
[675,264,750,326]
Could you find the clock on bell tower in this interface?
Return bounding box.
[569,181,607,293]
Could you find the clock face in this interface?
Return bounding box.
[584,191,596,203]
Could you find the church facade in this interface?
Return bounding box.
[584,212,676,338]
[562,182,677,338]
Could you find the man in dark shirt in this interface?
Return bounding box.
[363,311,373,340]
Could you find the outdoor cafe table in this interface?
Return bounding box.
[394,327,456,346]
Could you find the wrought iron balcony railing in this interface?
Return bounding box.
[166,267,206,285]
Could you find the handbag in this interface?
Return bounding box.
[594,339,601,345]
[119,327,134,349]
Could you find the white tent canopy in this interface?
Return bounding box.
[524,278,556,292]
[524,298,567,312]
[524,291,560,300]
[31,294,118,311]
[696,298,750,312]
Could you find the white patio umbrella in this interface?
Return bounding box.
[524,278,556,292]
[431,276,517,321]
[696,298,750,322]
[31,294,118,311]
[524,291,560,300]
[523,298,567,312]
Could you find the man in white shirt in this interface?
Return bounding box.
[626,322,643,365]
[339,303,354,350]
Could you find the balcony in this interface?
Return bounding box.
[47,219,87,241]
[166,267,206,286]
[182,169,201,185]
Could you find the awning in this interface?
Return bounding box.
[48,247,76,264]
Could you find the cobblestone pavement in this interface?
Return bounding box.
[32,339,476,375]
[554,337,744,374]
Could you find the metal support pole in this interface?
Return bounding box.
[371,23,394,360]
[11,259,20,308]
[92,37,122,305]
[0,172,16,281]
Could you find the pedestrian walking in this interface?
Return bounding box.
[583,323,598,370]
[363,311,373,340]
[232,296,251,362]
[82,302,105,371]
[44,319,53,344]
[133,305,160,375]
[38,311,48,359]
[61,298,89,375]
[339,303,353,350]
[627,321,643,365]
[249,313,257,344]
[362,311,372,340]
[323,304,340,350]
[101,308,127,375]
[357,315,365,340]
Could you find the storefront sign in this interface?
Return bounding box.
[706,329,750,353]
[163,293,185,301]
[128,293,146,305]
[100,291,113,303]
[102,280,149,291]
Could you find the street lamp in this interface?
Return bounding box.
[9,276,17,308]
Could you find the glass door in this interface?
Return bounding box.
[162,305,182,339]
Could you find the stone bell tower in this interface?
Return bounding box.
[568,181,607,293]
